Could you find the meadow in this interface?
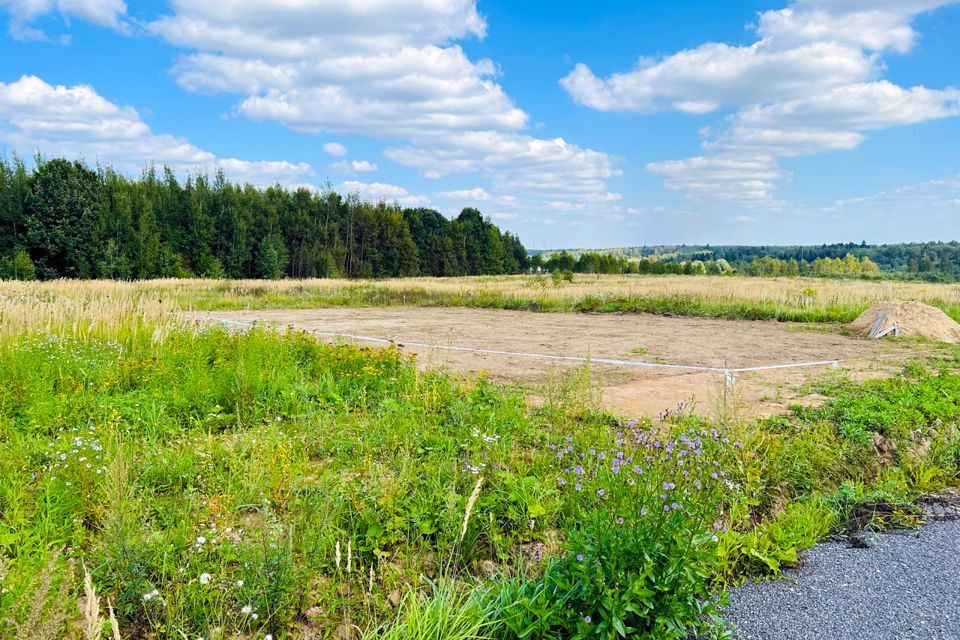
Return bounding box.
[80,274,960,324]
[1,277,959,639]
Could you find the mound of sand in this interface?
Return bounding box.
[848,301,960,343]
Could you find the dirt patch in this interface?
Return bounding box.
[848,301,960,343]
[198,307,933,419]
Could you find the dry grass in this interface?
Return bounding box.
[0,279,178,341]
[1,275,958,339]
[145,274,960,313]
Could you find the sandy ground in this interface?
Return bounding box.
[198,307,933,419]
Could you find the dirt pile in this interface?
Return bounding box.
[848,301,960,343]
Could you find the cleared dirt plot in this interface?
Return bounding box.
[199,306,932,417]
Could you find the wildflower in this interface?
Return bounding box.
[640,507,647,516]
[616,517,624,524]
[241,605,253,615]
[575,482,582,491]
[251,613,259,620]
[597,489,605,497]
[266,636,273,640]
[199,573,212,585]
[671,502,679,510]
[584,615,592,623]
[573,465,583,475]
[196,536,206,545]
[236,580,244,587]
[142,589,159,602]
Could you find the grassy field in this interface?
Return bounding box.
[5,274,960,328]
[0,279,959,639]
[167,274,960,323]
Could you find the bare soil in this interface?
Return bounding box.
[199,307,938,418]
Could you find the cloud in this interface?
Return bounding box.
[323,142,348,157]
[561,41,876,114]
[330,159,378,173]
[146,0,621,220]
[828,172,960,215]
[564,0,960,205]
[0,0,128,40]
[0,75,314,186]
[340,180,430,207]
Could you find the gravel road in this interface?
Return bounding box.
[722,520,960,640]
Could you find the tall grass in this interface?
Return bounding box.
[2,274,959,327]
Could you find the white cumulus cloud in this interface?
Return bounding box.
[0,75,315,186]
[145,0,621,220]
[564,0,960,205]
[340,180,430,207]
[323,142,348,157]
[0,0,128,40]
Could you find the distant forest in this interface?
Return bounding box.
[0,156,528,280]
[535,241,960,282]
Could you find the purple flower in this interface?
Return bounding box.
[695,481,702,489]
[575,483,582,491]
[574,465,583,475]
[584,615,592,623]
[598,452,605,460]
[671,502,679,510]
[616,517,624,524]
[567,445,574,452]
[589,449,596,456]
[664,504,671,511]
[576,554,584,561]
[640,507,647,516]
[597,489,605,497]
[734,441,743,448]
[557,477,566,486]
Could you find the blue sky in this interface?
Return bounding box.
[1,1,959,249]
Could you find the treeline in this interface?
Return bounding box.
[537,241,960,282]
[533,251,733,275]
[534,250,892,280]
[0,156,528,280]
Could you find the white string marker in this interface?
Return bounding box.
[203,316,841,380]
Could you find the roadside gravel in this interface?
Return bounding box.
[722,520,960,640]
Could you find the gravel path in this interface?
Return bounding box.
[723,520,960,640]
